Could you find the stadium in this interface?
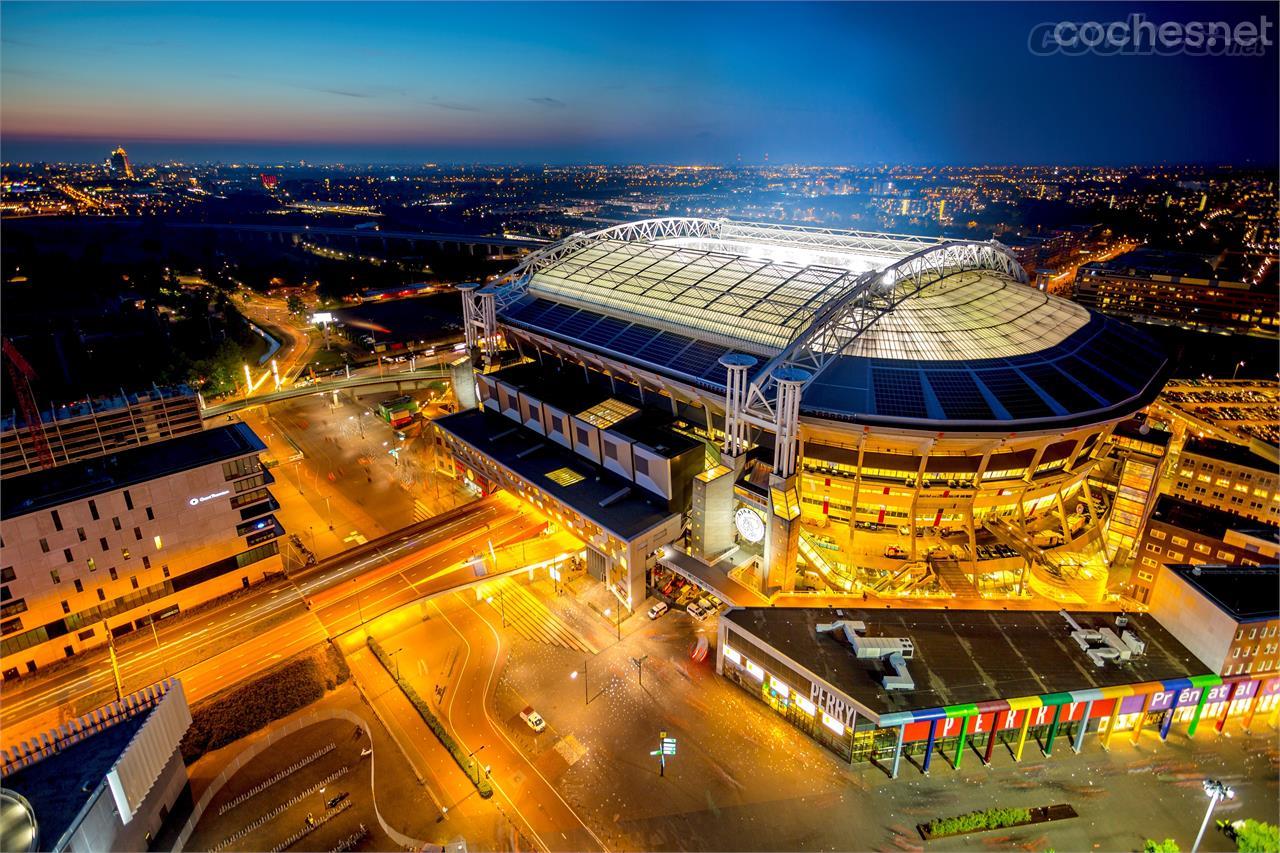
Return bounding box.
[436,218,1169,612]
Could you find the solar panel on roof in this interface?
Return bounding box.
[669,340,730,378]
[922,370,996,421]
[975,369,1057,419]
[578,315,632,347]
[537,302,580,329]
[503,297,559,326]
[635,331,695,365]
[553,308,603,338]
[1057,355,1133,404]
[1019,363,1104,413]
[610,326,660,355]
[871,367,929,419]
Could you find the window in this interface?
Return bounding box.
[576,426,590,444]
[88,500,99,521]
[77,527,86,542]
[134,527,142,541]
[131,577,139,590]
[121,548,131,560]
[142,556,151,569]
[61,600,70,614]
[1171,536,1188,547]
[123,490,133,511]
[146,507,155,521]
[49,569,60,584]
[112,517,121,531]
[39,538,49,554]
[1,587,10,602]
[1,618,22,637]
[162,565,170,578]
[108,567,118,581]
[0,567,13,584]
[1146,543,1162,554]
[1194,543,1211,554]
[1167,551,1184,561]
[96,588,106,601]
[100,537,108,551]
[1141,557,1157,567]
[51,509,63,531]
[1150,529,1167,540]
[153,536,163,550]
[223,456,263,481]
[73,579,83,593]
[63,548,73,563]
[634,455,650,477]
[86,558,96,572]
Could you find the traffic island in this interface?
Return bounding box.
[366,636,494,798]
[917,804,1078,841]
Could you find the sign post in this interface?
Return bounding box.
[651,730,677,777]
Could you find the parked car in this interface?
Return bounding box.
[696,596,717,614]
[519,706,546,733]
[686,601,709,621]
[648,601,669,620]
[884,545,907,559]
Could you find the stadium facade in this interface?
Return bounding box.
[436,218,1169,612]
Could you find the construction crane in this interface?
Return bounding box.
[2,336,55,470]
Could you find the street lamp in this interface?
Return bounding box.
[388,646,404,680]
[1192,778,1235,853]
[571,660,589,705]
[1233,360,1246,380]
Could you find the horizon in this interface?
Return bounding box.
[3,1,1277,166]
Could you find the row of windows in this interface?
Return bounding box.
[223,456,263,482]
[1235,624,1279,641]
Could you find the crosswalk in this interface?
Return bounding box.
[479,577,598,655]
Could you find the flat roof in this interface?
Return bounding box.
[1150,494,1280,542]
[1,423,265,519]
[1183,436,1275,472]
[1165,565,1280,623]
[436,408,678,541]
[724,607,1209,721]
[1,710,149,850]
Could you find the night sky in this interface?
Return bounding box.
[2,1,1275,165]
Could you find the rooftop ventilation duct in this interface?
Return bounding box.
[817,620,916,691]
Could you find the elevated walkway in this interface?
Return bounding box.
[983,516,1107,603]
[929,556,979,596]
[656,548,770,607]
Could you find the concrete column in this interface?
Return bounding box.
[984,710,1003,765]
[1044,704,1064,756]
[770,368,809,479]
[890,724,905,779]
[719,354,757,456]
[1073,700,1094,753]
[922,719,938,775]
[1131,692,1154,745]
[1186,688,1211,738]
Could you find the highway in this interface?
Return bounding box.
[0,496,572,748]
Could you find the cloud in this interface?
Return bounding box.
[528,97,566,109]
[311,87,375,99]
[425,96,482,112]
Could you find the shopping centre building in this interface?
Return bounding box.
[717,605,1280,776]
[436,218,1171,612]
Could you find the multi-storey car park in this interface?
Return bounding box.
[437,218,1171,614]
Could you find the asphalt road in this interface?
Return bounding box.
[0,497,549,746]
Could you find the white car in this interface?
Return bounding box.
[648,601,669,620]
[520,706,546,733]
[686,601,709,621]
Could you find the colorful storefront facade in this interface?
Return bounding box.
[718,608,1280,778]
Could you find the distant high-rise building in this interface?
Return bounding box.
[108,146,134,179]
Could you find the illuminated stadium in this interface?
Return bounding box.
[438,218,1170,611]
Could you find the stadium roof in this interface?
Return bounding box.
[487,218,1168,431]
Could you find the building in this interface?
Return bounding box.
[1074,248,1278,337]
[1172,435,1278,523]
[1130,495,1278,605]
[1149,565,1279,679]
[716,605,1279,776]
[0,423,283,676]
[0,679,191,852]
[444,218,1170,612]
[0,386,202,480]
[108,147,135,180]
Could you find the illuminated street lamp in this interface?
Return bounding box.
[1233,360,1246,380]
[1191,778,1235,853]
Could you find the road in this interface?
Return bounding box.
[388,591,609,853]
[0,497,567,748]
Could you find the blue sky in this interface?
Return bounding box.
[1,2,1275,164]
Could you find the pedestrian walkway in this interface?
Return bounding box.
[479,577,599,654]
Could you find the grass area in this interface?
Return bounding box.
[181,643,350,764]
[366,636,492,798]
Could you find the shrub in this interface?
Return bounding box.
[1143,840,1180,853]
[182,642,350,763]
[367,636,492,798]
[927,806,1032,837]
[1233,820,1280,853]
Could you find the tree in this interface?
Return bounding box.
[287,294,306,315]
[1143,840,1180,853]
[1233,820,1280,853]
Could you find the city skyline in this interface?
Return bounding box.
[2,1,1277,166]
